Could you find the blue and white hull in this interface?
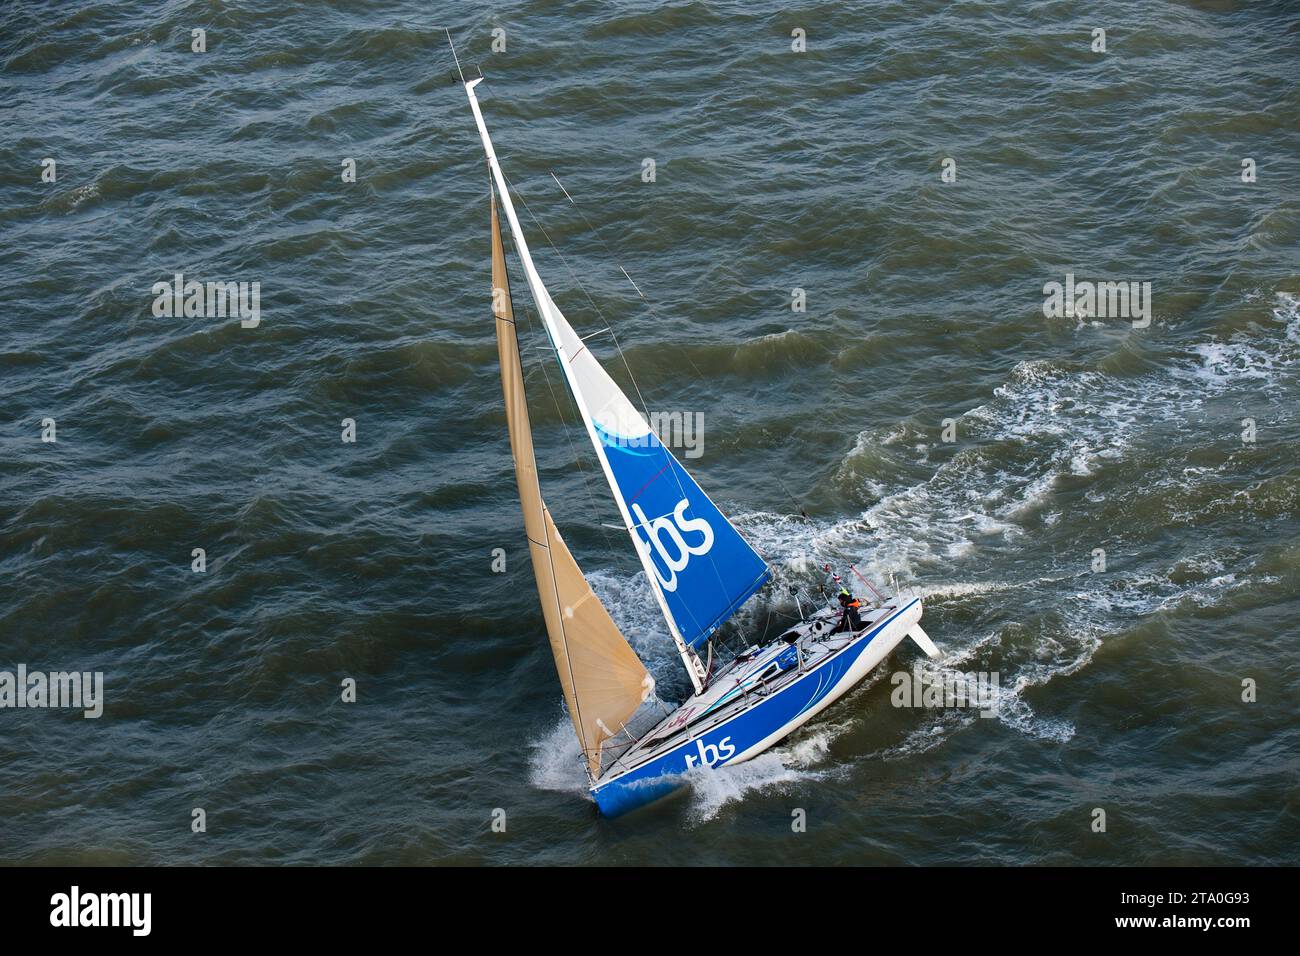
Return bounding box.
[591,597,929,817]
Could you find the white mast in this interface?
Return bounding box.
[463,78,709,695]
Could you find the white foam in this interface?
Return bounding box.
[879,711,973,759]
[683,753,817,823]
[1171,290,1299,392]
[945,539,976,559]
[529,291,1298,810]
[681,718,855,823]
[66,182,100,210]
[527,715,590,795]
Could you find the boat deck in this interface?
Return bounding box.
[597,599,902,784]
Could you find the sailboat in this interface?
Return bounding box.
[463,72,942,816]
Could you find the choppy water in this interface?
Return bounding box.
[2,0,1298,865]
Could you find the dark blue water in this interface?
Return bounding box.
[2,0,1297,864]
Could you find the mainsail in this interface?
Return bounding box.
[467,78,770,694]
[492,192,653,775]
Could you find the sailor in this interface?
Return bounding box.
[834,588,864,633]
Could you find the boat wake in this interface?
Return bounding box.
[741,290,1300,759]
[527,710,851,822]
[683,745,829,824]
[530,291,1299,815]
[526,715,592,797]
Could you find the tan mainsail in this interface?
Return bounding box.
[491,192,653,776]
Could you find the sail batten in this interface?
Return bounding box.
[491,192,651,776]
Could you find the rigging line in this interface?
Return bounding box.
[478,77,717,411]
[480,81,704,465]
[620,266,644,298]
[479,84,766,645]
[445,28,465,84]
[495,189,592,775]
[498,167,725,632]
[525,172,658,414]
[509,163,755,637]
[550,171,575,204]
[519,300,622,562]
[496,164,659,425]
[527,310,621,559]
[499,177,729,591]
[500,197,622,562]
[519,176,768,619]
[539,164,713,385]
[547,172,648,298]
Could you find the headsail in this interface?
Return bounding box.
[492,192,653,776]
[518,276,771,654]
[466,78,770,692]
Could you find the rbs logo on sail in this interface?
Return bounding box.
[630,498,714,592]
[684,736,735,770]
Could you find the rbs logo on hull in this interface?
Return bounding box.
[683,735,736,770]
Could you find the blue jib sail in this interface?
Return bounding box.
[594,422,770,649]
